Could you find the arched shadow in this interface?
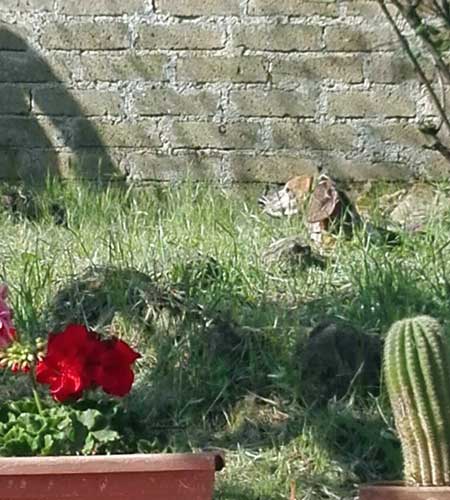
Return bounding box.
[0,26,121,185]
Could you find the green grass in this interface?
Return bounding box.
[1,179,450,498]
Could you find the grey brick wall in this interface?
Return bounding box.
[0,0,446,183]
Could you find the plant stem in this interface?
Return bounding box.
[30,374,43,415]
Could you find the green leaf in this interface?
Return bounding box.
[3,438,32,456]
[82,433,96,455]
[0,398,144,456]
[90,429,120,443]
[77,409,102,430]
[137,439,158,453]
[57,415,74,431]
[42,435,55,456]
[28,435,41,453]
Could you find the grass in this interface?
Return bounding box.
[1,179,450,498]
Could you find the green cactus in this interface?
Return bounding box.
[384,316,450,486]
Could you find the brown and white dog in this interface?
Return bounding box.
[260,173,401,246]
[259,173,363,244]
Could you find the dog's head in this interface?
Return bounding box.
[259,176,314,218]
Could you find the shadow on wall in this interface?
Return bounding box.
[0,26,121,185]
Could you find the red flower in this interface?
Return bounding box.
[91,338,141,397]
[36,324,141,402]
[36,324,100,402]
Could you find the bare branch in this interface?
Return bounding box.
[436,69,447,132]
[376,0,450,138]
[434,0,450,26]
[424,137,450,161]
[432,0,446,16]
[393,0,450,84]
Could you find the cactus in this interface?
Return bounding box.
[384,316,450,486]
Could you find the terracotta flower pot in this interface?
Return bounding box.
[0,452,224,500]
[360,482,450,500]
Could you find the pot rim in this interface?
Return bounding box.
[0,452,225,475]
[360,481,450,491]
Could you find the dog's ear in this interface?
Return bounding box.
[307,178,339,223]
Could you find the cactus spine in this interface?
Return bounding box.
[384,316,450,485]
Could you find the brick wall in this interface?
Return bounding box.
[0,0,446,183]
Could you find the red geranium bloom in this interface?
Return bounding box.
[36,324,101,402]
[91,338,141,397]
[36,324,141,401]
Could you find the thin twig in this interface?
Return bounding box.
[430,0,450,27]
[431,0,446,17]
[395,0,450,84]
[436,69,446,132]
[376,0,450,138]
